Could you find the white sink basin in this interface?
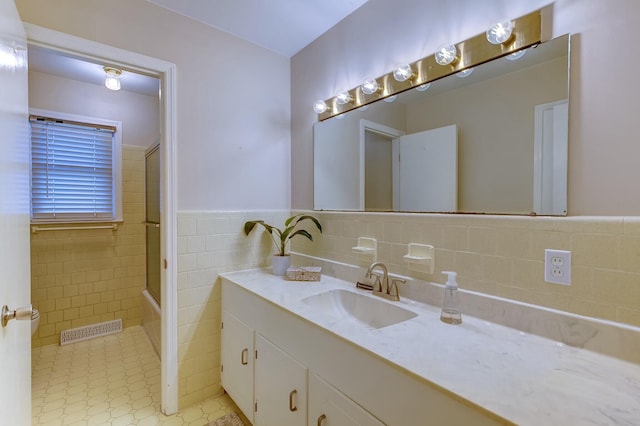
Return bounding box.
[301,289,417,329]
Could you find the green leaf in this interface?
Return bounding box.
[288,229,313,242]
[243,220,263,235]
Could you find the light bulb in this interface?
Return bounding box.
[416,83,431,92]
[435,44,457,66]
[104,67,122,91]
[361,78,379,95]
[486,21,513,45]
[456,68,474,78]
[383,95,397,103]
[336,90,352,105]
[506,49,527,61]
[313,100,328,114]
[393,64,413,82]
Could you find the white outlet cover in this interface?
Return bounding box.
[544,249,571,285]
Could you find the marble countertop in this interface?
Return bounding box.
[221,268,640,425]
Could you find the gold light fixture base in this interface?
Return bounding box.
[103,66,122,77]
[317,7,549,121]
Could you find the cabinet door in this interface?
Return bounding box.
[254,334,307,426]
[309,373,385,426]
[221,310,254,422]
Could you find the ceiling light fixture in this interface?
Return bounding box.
[103,67,122,91]
[486,21,513,45]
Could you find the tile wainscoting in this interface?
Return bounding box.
[177,209,640,409]
[176,210,289,409]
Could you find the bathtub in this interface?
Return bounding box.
[141,289,161,359]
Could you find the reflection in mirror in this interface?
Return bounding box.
[314,34,570,215]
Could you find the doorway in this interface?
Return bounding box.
[24,23,178,414]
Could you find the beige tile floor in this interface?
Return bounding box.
[32,325,244,425]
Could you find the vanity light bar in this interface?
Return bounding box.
[316,7,549,121]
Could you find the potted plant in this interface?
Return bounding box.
[244,214,322,275]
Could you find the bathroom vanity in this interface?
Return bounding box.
[220,268,640,425]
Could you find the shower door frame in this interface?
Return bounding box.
[24,24,179,414]
[145,144,162,306]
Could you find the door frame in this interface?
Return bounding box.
[24,23,179,414]
[359,120,404,211]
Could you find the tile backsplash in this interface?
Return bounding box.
[292,211,640,328]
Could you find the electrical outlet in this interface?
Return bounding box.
[544,249,571,285]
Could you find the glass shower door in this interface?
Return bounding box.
[145,145,161,304]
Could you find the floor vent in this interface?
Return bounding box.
[60,319,123,345]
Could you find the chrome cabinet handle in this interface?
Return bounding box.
[317,414,326,425]
[289,389,298,412]
[2,304,32,327]
[241,348,248,365]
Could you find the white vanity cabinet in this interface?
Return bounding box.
[220,310,254,420]
[221,310,307,426]
[254,334,307,426]
[308,373,384,426]
[221,275,501,426]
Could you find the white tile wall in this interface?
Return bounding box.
[176,210,288,409]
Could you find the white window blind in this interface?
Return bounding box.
[30,116,117,222]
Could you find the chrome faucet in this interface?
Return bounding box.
[364,262,405,302]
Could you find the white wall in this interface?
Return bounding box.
[17,0,291,211]
[292,0,640,215]
[29,71,159,148]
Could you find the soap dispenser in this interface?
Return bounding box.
[440,271,462,325]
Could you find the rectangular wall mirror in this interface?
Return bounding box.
[314,34,570,216]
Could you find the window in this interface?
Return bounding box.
[29,110,122,223]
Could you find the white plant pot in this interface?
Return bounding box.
[272,255,291,276]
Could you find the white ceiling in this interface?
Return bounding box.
[28,0,368,96]
[147,0,369,57]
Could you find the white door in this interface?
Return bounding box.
[393,125,458,212]
[0,1,32,424]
